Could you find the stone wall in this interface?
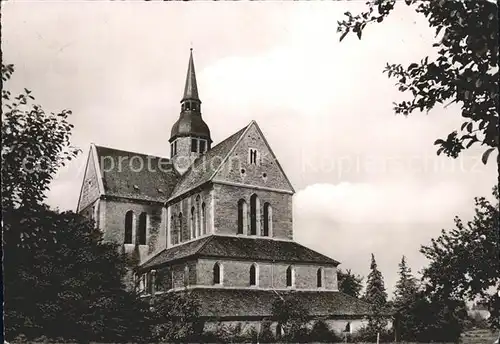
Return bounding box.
[102,198,165,263]
[77,148,100,213]
[196,258,338,290]
[214,123,293,192]
[212,183,293,239]
[167,186,214,247]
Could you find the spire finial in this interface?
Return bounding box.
[182,48,199,102]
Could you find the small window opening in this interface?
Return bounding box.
[191,138,198,153]
[199,140,206,153]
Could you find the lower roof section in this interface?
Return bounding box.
[165,288,371,319]
[139,235,340,271]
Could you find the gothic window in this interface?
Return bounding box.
[237,199,248,235]
[286,265,294,287]
[250,194,260,235]
[263,203,272,237]
[317,268,324,288]
[213,262,222,285]
[199,140,206,153]
[178,212,183,243]
[137,212,147,245]
[124,211,134,244]
[195,196,201,236]
[191,206,196,239]
[201,202,206,235]
[250,264,258,286]
[184,265,190,287]
[170,215,176,245]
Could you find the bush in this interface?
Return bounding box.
[349,326,393,343]
[258,321,275,343]
[309,320,340,342]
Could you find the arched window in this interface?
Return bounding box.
[201,202,206,235]
[184,265,190,287]
[170,215,176,245]
[250,264,258,286]
[250,194,260,235]
[196,196,201,237]
[317,268,324,288]
[213,262,222,285]
[124,211,133,244]
[191,206,196,239]
[237,199,247,235]
[137,212,147,245]
[263,203,272,237]
[286,265,294,287]
[178,212,183,243]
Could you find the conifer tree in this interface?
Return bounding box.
[394,256,418,306]
[393,256,419,341]
[364,253,388,336]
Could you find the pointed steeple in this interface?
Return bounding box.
[169,49,212,172]
[182,49,200,102]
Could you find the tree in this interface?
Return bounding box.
[271,292,310,342]
[2,63,80,246]
[392,256,419,341]
[151,290,203,343]
[338,268,364,298]
[3,206,153,343]
[337,0,499,173]
[420,186,500,329]
[393,256,418,306]
[363,254,388,336]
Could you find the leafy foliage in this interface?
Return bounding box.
[151,290,203,342]
[363,254,388,335]
[420,186,500,329]
[338,268,364,298]
[3,206,152,343]
[309,320,343,343]
[1,63,80,246]
[271,292,310,342]
[337,0,499,166]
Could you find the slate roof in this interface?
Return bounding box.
[186,288,371,318]
[139,235,339,270]
[94,145,178,203]
[167,125,249,201]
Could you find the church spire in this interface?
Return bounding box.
[182,49,200,102]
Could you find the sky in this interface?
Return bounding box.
[2,1,497,296]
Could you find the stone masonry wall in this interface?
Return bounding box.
[214,123,293,192]
[213,183,292,239]
[102,198,165,264]
[196,258,338,290]
[167,185,214,247]
[77,149,100,213]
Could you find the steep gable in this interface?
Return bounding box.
[213,121,294,193]
[94,145,178,202]
[77,144,103,213]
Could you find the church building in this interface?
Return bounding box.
[76,50,371,335]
